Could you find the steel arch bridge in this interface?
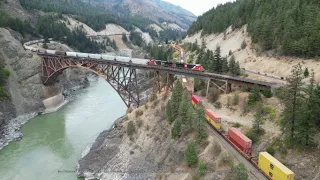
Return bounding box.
[40,54,278,108]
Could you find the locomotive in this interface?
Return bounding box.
[146,60,205,72]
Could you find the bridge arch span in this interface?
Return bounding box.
[41,55,140,108]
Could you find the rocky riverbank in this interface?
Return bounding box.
[0,28,92,150]
[77,93,186,180]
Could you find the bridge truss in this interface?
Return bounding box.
[41,55,141,108]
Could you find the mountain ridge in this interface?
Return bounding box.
[84,0,196,30]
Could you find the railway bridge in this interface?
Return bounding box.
[39,53,278,108]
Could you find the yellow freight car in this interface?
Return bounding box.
[258,152,294,180]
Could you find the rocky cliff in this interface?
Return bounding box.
[0,28,90,149]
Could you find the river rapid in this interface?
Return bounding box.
[0,79,127,180]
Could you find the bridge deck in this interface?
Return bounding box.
[39,54,279,88]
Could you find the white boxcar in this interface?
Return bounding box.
[132,58,148,65]
[88,54,102,59]
[101,55,116,61]
[66,52,77,57]
[115,56,130,62]
[76,53,89,58]
[45,50,56,55]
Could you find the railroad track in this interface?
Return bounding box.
[206,125,267,180]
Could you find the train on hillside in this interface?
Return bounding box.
[191,94,295,180]
[147,60,205,72]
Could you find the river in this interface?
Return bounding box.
[0,79,127,180]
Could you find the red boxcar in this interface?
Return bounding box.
[228,127,252,155]
[205,109,221,123]
[192,95,200,104]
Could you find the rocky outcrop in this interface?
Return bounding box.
[77,96,186,180]
[0,28,90,149]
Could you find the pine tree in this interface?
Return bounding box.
[252,103,266,135]
[166,100,174,124]
[184,141,198,167]
[172,118,182,139]
[196,108,208,143]
[304,67,309,78]
[201,38,207,50]
[221,57,229,73]
[122,33,128,43]
[235,61,241,76]
[179,92,189,121]
[247,85,261,106]
[280,63,305,147]
[213,46,222,73]
[171,80,183,121]
[229,55,236,75]
[297,71,317,146]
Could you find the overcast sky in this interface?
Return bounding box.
[163,0,234,16]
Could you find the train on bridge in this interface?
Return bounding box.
[147,60,205,72]
[191,94,295,180]
[23,39,207,73]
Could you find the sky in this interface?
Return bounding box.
[162,0,234,16]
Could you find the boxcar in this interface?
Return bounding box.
[101,55,116,61]
[205,109,221,130]
[191,95,201,108]
[258,152,294,180]
[88,54,102,59]
[228,127,252,155]
[76,53,89,58]
[66,52,77,57]
[55,51,66,56]
[45,50,56,55]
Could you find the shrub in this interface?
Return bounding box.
[135,109,143,118]
[240,85,249,92]
[212,142,221,156]
[200,89,206,97]
[149,93,157,102]
[209,88,220,103]
[261,89,272,98]
[184,141,198,167]
[229,50,233,56]
[233,93,239,105]
[198,161,207,176]
[266,145,275,156]
[2,68,10,77]
[127,121,136,136]
[245,129,259,143]
[214,101,222,109]
[0,87,10,100]
[136,119,143,128]
[219,153,233,167]
[152,99,159,108]
[232,122,242,128]
[232,163,248,180]
[241,40,247,49]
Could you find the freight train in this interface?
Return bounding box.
[23,40,206,72]
[191,94,295,180]
[147,60,205,72]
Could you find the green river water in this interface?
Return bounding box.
[0,79,127,180]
